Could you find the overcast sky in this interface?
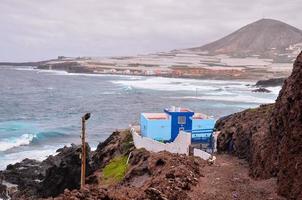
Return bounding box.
[0,0,301,62]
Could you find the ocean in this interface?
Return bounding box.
[0,66,280,169]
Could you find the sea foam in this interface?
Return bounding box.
[0,133,36,151]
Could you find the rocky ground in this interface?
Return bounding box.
[216,52,302,199]
[0,129,289,200]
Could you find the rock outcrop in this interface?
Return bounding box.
[251,87,271,93]
[37,144,92,198]
[0,144,92,199]
[269,52,302,199]
[57,149,205,200]
[0,183,8,200]
[216,52,302,199]
[255,78,286,87]
[0,130,133,199]
[91,130,134,171]
[216,104,274,163]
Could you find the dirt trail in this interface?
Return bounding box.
[189,154,285,200]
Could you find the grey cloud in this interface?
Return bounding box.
[0,0,301,61]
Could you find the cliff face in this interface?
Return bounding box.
[269,52,302,198]
[216,104,276,178]
[216,52,302,199]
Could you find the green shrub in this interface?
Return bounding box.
[102,155,128,184]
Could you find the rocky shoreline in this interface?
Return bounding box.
[0,130,134,199]
[0,130,206,200]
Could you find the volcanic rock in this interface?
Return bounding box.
[255,78,286,87]
[59,148,205,200]
[251,87,271,93]
[0,143,92,199]
[37,143,92,198]
[0,158,46,197]
[216,52,302,199]
[91,130,134,171]
[0,183,8,200]
[269,52,302,199]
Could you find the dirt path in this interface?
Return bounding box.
[189,154,285,200]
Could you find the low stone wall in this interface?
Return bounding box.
[131,128,191,155]
[131,128,213,161]
[193,148,211,160]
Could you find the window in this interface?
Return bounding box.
[178,116,186,124]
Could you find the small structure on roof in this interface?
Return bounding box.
[140,106,215,144]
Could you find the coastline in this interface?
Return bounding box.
[0,56,291,82]
[34,65,287,88]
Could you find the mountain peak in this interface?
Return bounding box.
[190,18,302,58]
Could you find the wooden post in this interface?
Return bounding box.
[80,117,86,189]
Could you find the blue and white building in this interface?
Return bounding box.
[140,106,215,143]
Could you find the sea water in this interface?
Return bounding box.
[0,66,281,169]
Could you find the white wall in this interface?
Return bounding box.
[193,148,211,160]
[131,128,215,160]
[131,128,191,155]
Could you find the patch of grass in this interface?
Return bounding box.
[102,155,128,184]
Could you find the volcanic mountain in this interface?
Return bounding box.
[190,19,302,58]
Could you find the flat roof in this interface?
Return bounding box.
[192,113,212,119]
[142,112,213,120]
[164,107,193,113]
[142,113,169,120]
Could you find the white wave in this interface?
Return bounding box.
[266,86,282,95]
[0,147,58,170]
[0,134,36,151]
[112,77,253,92]
[14,67,35,71]
[35,69,144,79]
[173,95,275,104]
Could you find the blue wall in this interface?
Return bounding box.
[192,119,216,130]
[140,114,171,141]
[164,109,194,141]
[192,119,216,141]
[141,112,216,142]
[140,114,149,137]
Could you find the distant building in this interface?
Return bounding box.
[140,107,215,142]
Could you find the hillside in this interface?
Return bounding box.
[190,19,302,59]
[216,51,302,199]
